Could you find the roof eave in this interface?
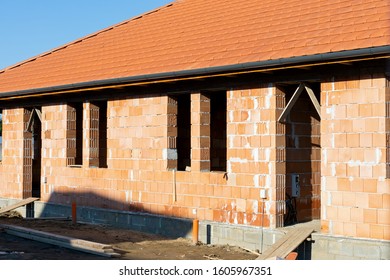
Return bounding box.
[1,45,389,99]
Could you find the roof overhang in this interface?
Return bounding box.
[0,45,389,100]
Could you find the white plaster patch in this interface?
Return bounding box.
[327,192,332,206]
[129,170,134,181]
[375,148,382,164]
[321,176,327,190]
[162,149,177,160]
[331,76,335,91]
[229,135,234,149]
[326,106,335,118]
[265,148,271,162]
[331,163,336,176]
[253,174,259,188]
[253,98,259,110]
[265,201,271,215]
[347,153,381,167]
[229,110,234,122]
[252,200,258,214]
[227,161,232,173]
[322,148,328,164]
[252,148,259,162]
[246,110,251,122]
[138,192,142,202]
[229,89,234,99]
[265,174,272,188]
[229,157,248,163]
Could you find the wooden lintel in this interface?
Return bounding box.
[277,83,305,122]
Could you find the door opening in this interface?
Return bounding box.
[278,83,321,225]
[26,107,42,198]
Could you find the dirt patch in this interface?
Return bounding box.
[0,216,258,260]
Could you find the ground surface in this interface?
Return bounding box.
[0,215,258,260]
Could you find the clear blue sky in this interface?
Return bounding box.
[0,0,173,70]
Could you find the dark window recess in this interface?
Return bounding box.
[176,94,191,171]
[210,92,227,171]
[75,104,83,165]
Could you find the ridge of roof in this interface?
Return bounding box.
[0,1,176,74]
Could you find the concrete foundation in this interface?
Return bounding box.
[312,232,390,260]
[1,198,389,260]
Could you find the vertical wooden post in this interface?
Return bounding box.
[192,219,199,244]
[72,202,77,224]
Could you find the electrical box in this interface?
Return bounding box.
[291,174,300,197]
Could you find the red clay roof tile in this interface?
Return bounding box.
[0,0,389,94]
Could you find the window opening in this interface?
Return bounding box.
[210,92,227,171]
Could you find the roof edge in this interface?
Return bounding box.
[1,45,389,99]
[0,1,176,74]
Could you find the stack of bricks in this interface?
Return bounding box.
[321,70,390,239]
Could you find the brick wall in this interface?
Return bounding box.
[0,70,388,240]
[321,71,390,239]
[0,108,26,198]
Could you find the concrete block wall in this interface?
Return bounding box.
[321,71,390,240]
[312,232,390,260]
[198,220,285,252]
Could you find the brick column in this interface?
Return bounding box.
[191,92,210,171]
[321,72,389,239]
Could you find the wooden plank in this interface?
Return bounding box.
[0,197,39,214]
[277,83,305,122]
[304,85,321,118]
[0,224,120,258]
[256,227,314,260]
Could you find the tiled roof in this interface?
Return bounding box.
[0,0,389,95]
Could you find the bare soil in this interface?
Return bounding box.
[0,215,258,260]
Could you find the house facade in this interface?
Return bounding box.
[0,0,389,259]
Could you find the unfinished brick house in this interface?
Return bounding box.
[0,0,389,259]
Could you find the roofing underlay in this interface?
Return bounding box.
[0,0,389,96]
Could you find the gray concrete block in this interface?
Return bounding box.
[225,228,244,241]
[132,216,146,227]
[334,254,361,260]
[380,245,390,260]
[243,230,261,244]
[328,240,354,257]
[312,237,328,251]
[353,244,381,259]
[312,251,336,260]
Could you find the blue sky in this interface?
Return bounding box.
[0,0,173,70]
